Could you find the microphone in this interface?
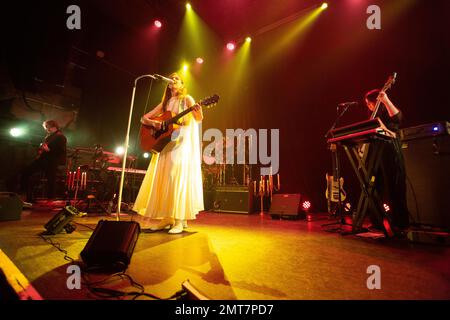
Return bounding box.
[338,101,359,108]
[154,74,174,84]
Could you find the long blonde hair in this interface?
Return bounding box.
[161,73,187,112]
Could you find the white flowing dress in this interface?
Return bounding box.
[133,95,204,220]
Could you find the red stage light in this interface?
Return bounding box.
[154,20,162,28]
[196,57,204,64]
[302,201,312,211]
[226,42,235,51]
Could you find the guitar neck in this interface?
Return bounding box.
[331,150,338,182]
[168,106,195,125]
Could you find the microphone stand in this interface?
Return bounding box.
[116,74,156,220]
[322,104,350,233]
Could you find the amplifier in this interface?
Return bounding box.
[403,135,450,229]
[213,186,254,214]
[0,192,22,222]
[81,220,140,272]
[269,194,303,219]
[400,121,449,141]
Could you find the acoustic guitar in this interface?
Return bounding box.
[139,94,219,153]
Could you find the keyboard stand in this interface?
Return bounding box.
[342,138,394,237]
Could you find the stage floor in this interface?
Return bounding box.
[0,208,449,300]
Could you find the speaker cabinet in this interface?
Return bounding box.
[44,206,79,234]
[0,192,22,222]
[81,220,140,272]
[269,194,303,219]
[402,135,450,229]
[213,186,254,214]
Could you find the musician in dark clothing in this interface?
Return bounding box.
[364,89,409,231]
[20,120,67,202]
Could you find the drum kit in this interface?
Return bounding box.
[64,145,139,212]
[201,136,252,190]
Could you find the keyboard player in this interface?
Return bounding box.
[364,89,409,233]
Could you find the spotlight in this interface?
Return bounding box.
[321,3,328,10]
[302,200,312,212]
[115,146,125,155]
[383,203,391,212]
[245,37,252,43]
[154,20,162,28]
[226,42,235,51]
[186,3,192,10]
[143,152,150,159]
[432,126,439,132]
[10,128,25,137]
[344,202,352,212]
[196,57,204,64]
[183,64,189,72]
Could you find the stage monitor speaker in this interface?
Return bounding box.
[0,192,22,222]
[80,220,140,272]
[402,135,450,229]
[44,206,79,234]
[269,194,303,219]
[213,186,254,214]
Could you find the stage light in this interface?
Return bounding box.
[183,64,189,72]
[226,42,235,51]
[245,37,252,43]
[154,20,162,28]
[10,128,25,137]
[344,202,352,212]
[321,3,328,10]
[383,203,391,212]
[196,57,204,64]
[433,126,439,132]
[115,146,125,155]
[186,3,192,10]
[143,152,150,159]
[302,200,312,211]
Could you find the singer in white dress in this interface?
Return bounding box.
[133,73,204,234]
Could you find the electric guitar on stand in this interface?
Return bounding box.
[139,94,219,153]
[325,143,346,213]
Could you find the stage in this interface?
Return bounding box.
[1,208,449,300]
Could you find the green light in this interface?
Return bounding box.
[115,146,125,155]
[10,127,25,137]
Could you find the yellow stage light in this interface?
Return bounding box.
[321,3,328,10]
[186,3,192,10]
[245,37,252,43]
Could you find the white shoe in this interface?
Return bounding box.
[168,220,184,234]
[150,218,174,231]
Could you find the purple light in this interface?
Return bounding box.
[432,126,439,132]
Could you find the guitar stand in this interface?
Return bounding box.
[322,103,356,235]
[342,139,394,237]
